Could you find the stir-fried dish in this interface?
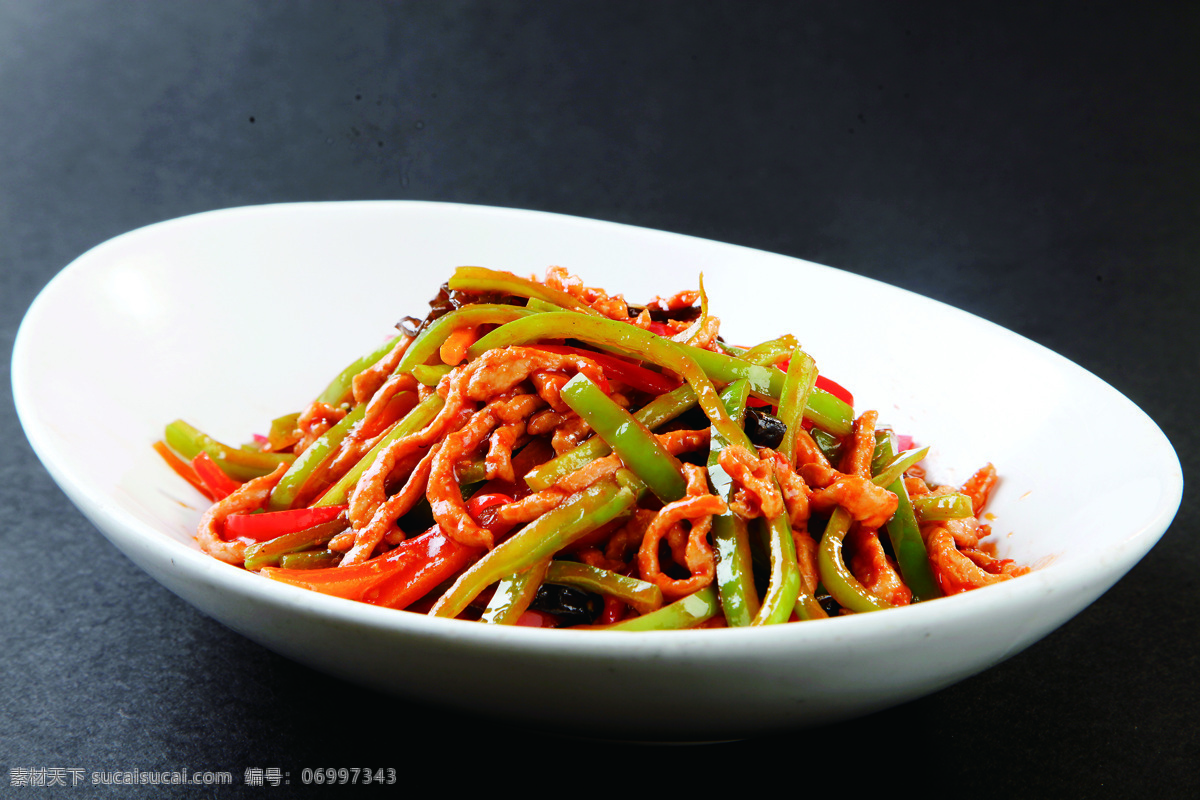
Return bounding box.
[157,267,1028,629]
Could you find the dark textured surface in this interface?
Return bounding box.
[2,2,1195,796]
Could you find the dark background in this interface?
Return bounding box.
[2,1,1195,796]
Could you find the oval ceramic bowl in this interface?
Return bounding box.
[13,202,1182,740]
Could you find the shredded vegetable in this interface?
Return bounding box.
[160,267,1028,627]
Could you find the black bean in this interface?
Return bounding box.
[530,583,603,627]
[745,408,787,449]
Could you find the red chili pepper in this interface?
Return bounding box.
[467,493,514,519]
[775,356,855,408]
[263,525,479,610]
[815,374,853,407]
[599,594,627,624]
[531,344,680,394]
[466,492,518,540]
[645,321,675,337]
[224,504,348,542]
[154,441,218,502]
[515,610,557,628]
[191,451,242,499]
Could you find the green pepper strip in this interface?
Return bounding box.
[524,384,697,491]
[164,420,294,482]
[266,412,301,451]
[816,507,886,612]
[776,348,818,467]
[602,586,720,631]
[409,364,451,386]
[316,335,400,407]
[885,499,942,603]
[313,393,445,507]
[278,550,341,570]
[523,297,567,314]
[481,559,551,624]
[559,374,687,503]
[429,477,636,619]
[913,493,974,523]
[694,380,809,626]
[465,312,745,447]
[447,266,604,317]
[454,458,489,487]
[267,403,368,511]
[243,517,349,571]
[674,343,852,436]
[613,467,650,500]
[742,334,800,366]
[544,560,663,616]
[816,444,934,612]
[398,304,540,374]
[707,380,760,627]
[872,446,931,489]
[811,428,843,464]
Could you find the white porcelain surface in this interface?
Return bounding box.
[12,202,1182,739]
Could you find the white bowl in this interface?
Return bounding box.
[12,202,1182,740]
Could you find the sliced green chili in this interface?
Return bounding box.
[752,514,804,625]
[817,437,935,611]
[447,267,603,316]
[872,446,931,489]
[265,412,301,451]
[267,403,368,511]
[604,586,720,631]
[816,508,891,612]
[742,334,799,366]
[314,393,445,507]
[544,560,663,615]
[243,517,349,571]
[811,428,844,464]
[316,335,400,407]
[707,380,760,627]
[465,312,744,446]
[524,384,697,491]
[913,493,974,523]
[872,434,942,602]
[278,550,341,570]
[429,477,636,619]
[676,342,853,436]
[411,363,453,386]
[481,559,550,624]
[398,304,540,374]
[164,420,293,481]
[559,373,687,503]
[776,348,818,466]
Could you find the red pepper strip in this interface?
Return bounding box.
[599,594,627,624]
[776,355,855,407]
[759,361,856,413]
[516,610,557,628]
[530,345,681,394]
[468,493,513,517]
[154,441,218,502]
[191,452,242,500]
[225,504,348,542]
[815,374,853,407]
[466,492,519,540]
[262,525,480,609]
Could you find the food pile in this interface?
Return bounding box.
[157,266,1027,629]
